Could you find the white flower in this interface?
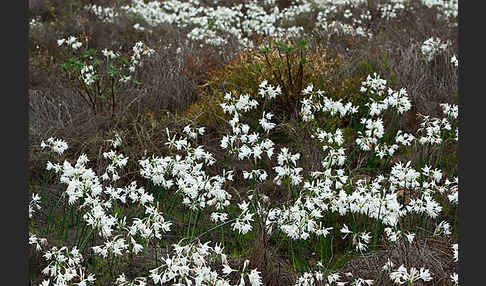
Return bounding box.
[340,224,352,238]
[41,137,69,155]
[389,265,433,285]
[248,269,262,286]
[451,55,458,67]
[222,264,234,275]
[450,272,458,285]
[421,37,450,62]
[452,243,458,262]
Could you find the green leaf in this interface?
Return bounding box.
[208,17,216,28]
[109,65,121,77]
[118,57,129,65]
[92,58,102,67]
[82,48,97,58]
[259,47,270,55]
[296,39,308,50]
[60,63,69,70]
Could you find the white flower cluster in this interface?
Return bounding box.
[422,0,458,20]
[300,84,359,122]
[417,114,452,145]
[40,246,96,286]
[360,72,387,95]
[232,201,254,235]
[38,134,174,268]
[383,227,415,244]
[389,265,433,285]
[29,193,42,219]
[361,73,411,115]
[315,12,373,39]
[355,77,409,156]
[41,137,69,155]
[85,4,119,23]
[217,77,457,251]
[445,177,458,204]
[314,129,347,167]
[29,233,48,252]
[221,92,259,116]
[296,264,375,286]
[421,37,450,62]
[76,0,456,50]
[32,67,458,285]
[356,118,385,151]
[48,154,102,205]
[92,235,129,258]
[80,64,96,86]
[294,262,347,286]
[220,90,275,163]
[57,36,83,50]
[58,36,154,85]
[140,127,231,213]
[121,41,155,83]
[118,0,310,47]
[441,103,458,120]
[102,48,119,60]
[433,220,451,236]
[273,147,303,186]
[86,0,416,48]
[395,130,415,146]
[269,197,333,240]
[129,203,173,241]
[314,1,374,39]
[115,273,147,286]
[389,161,421,190]
[405,196,442,219]
[102,149,128,182]
[378,1,407,20]
[258,80,281,101]
[341,224,372,252]
[149,241,262,286]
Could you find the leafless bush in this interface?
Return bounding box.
[339,238,457,286]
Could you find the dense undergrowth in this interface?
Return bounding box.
[28,0,458,285]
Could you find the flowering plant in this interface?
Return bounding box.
[58,36,154,118]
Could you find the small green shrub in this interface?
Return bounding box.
[185,39,367,128]
[57,37,154,118]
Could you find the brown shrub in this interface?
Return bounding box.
[28,5,240,177]
[338,238,457,286]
